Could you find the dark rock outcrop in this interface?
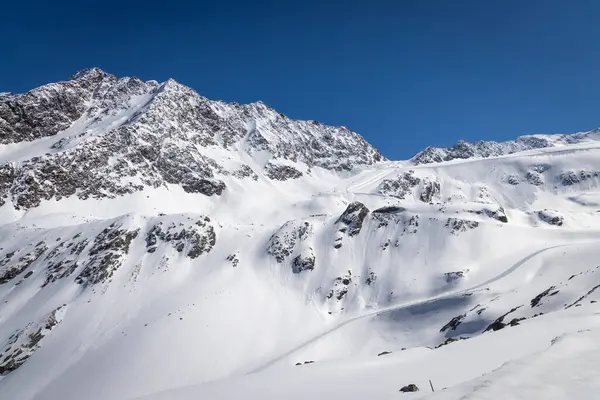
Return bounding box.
[530,286,559,307]
[445,218,479,235]
[335,202,369,237]
[0,244,47,285]
[145,217,216,259]
[537,210,564,226]
[444,270,469,283]
[377,172,420,199]
[484,207,508,223]
[440,314,466,332]
[484,306,523,332]
[327,271,353,301]
[264,162,303,181]
[400,384,419,393]
[75,223,139,287]
[292,248,315,273]
[267,221,312,263]
[0,305,66,375]
[419,177,441,203]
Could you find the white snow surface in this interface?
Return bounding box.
[2,71,600,400]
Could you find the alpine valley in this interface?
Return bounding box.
[1,68,600,400]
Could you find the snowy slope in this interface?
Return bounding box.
[1,69,600,400]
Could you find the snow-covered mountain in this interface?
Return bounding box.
[1,69,600,400]
[411,130,600,164]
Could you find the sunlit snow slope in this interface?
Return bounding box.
[1,69,600,400]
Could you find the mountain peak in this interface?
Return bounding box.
[0,69,385,210]
[69,67,113,82]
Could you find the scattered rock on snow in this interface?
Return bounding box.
[444,270,469,283]
[445,218,479,235]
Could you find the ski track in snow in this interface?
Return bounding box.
[249,243,572,374]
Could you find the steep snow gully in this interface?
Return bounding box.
[2,69,600,400]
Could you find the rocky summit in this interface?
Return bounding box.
[1,69,600,400]
[0,68,383,209]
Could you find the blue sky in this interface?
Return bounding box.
[2,0,600,160]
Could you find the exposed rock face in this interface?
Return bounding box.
[335,202,370,237]
[377,171,420,199]
[327,271,353,301]
[558,170,600,186]
[292,248,315,273]
[75,223,139,287]
[264,162,303,181]
[0,305,66,375]
[0,68,110,144]
[43,236,88,287]
[372,206,405,214]
[267,221,312,263]
[445,218,479,235]
[145,217,216,259]
[0,244,46,285]
[531,286,559,308]
[440,314,466,332]
[485,207,508,223]
[0,68,384,210]
[565,283,600,309]
[484,306,523,332]
[419,177,441,203]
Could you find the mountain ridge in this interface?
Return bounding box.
[0,68,384,210]
[411,129,600,164]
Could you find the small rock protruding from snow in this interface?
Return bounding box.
[444,270,469,283]
[537,210,564,226]
[400,384,419,393]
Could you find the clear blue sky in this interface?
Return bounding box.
[2,0,600,160]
